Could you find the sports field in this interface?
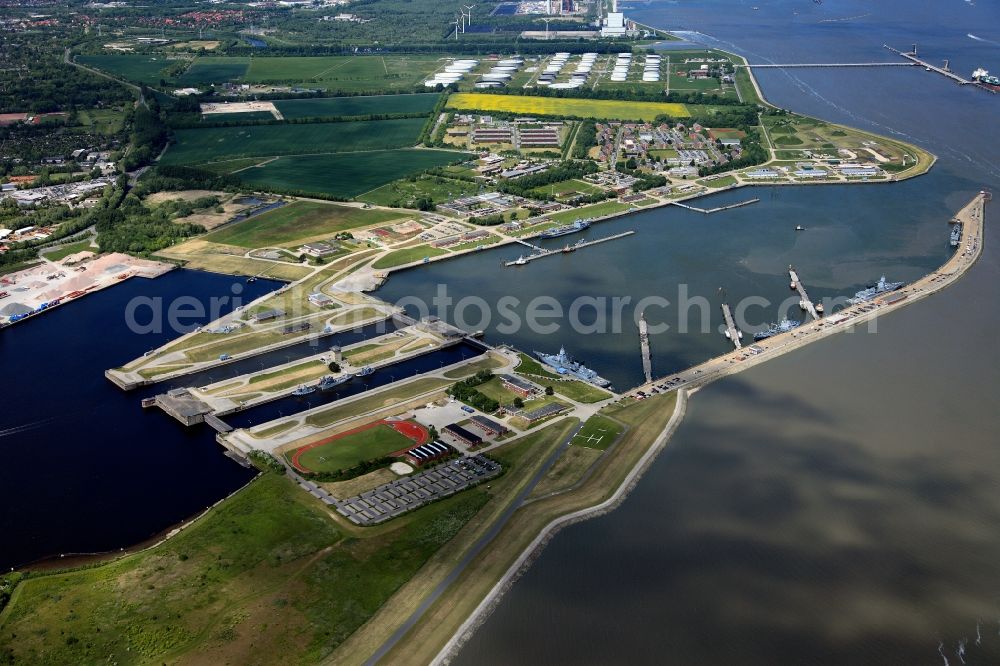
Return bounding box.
[274,93,440,119]
[244,55,442,92]
[160,117,426,165]
[235,149,469,198]
[204,200,407,248]
[289,419,429,473]
[446,93,690,121]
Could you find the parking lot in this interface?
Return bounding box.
[333,455,501,525]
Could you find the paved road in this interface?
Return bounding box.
[363,420,583,665]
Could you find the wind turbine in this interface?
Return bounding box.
[452,17,461,39]
[463,4,475,27]
[542,17,552,40]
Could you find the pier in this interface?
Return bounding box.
[503,231,635,267]
[720,302,743,350]
[789,265,820,320]
[514,239,544,252]
[671,198,759,214]
[737,62,915,69]
[884,44,972,85]
[638,312,652,383]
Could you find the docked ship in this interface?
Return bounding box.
[950,223,963,248]
[317,374,354,391]
[357,366,375,377]
[292,384,316,396]
[846,275,905,304]
[538,219,590,239]
[534,346,611,387]
[972,68,1000,92]
[753,318,801,341]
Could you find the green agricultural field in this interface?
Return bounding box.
[235,149,469,198]
[176,56,250,85]
[77,54,183,85]
[372,244,449,269]
[0,473,488,664]
[290,421,419,473]
[161,118,426,165]
[243,55,442,92]
[205,200,407,248]
[274,93,440,119]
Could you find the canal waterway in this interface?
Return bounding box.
[222,341,483,429]
[451,0,1000,663]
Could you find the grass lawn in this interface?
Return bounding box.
[244,55,441,93]
[248,359,327,385]
[544,200,631,225]
[703,175,737,188]
[161,118,427,165]
[527,445,603,499]
[40,239,94,261]
[372,245,449,269]
[0,473,488,664]
[289,421,420,473]
[204,200,406,249]
[442,354,507,379]
[304,378,450,428]
[573,414,625,450]
[274,93,440,119]
[76,108,124,134]
[357,174,479,207]
[531,178,603,199]
[235,149,470,199]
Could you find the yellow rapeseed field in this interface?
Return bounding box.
[446,93,690,121]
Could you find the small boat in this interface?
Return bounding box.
[514,255,527,265]
[292,384,316,396]
[815,302,825,314]
[795,225,805,231]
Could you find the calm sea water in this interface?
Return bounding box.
[0,271,277,569]
[445,1,1000,663]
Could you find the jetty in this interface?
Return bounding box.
[638,312,652,383]
[671,198,759,214]
[737,62,915,69]
[884,44,972,85]
[788,265,820,320]
[719,301,743,350]
[503,231,635,267]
